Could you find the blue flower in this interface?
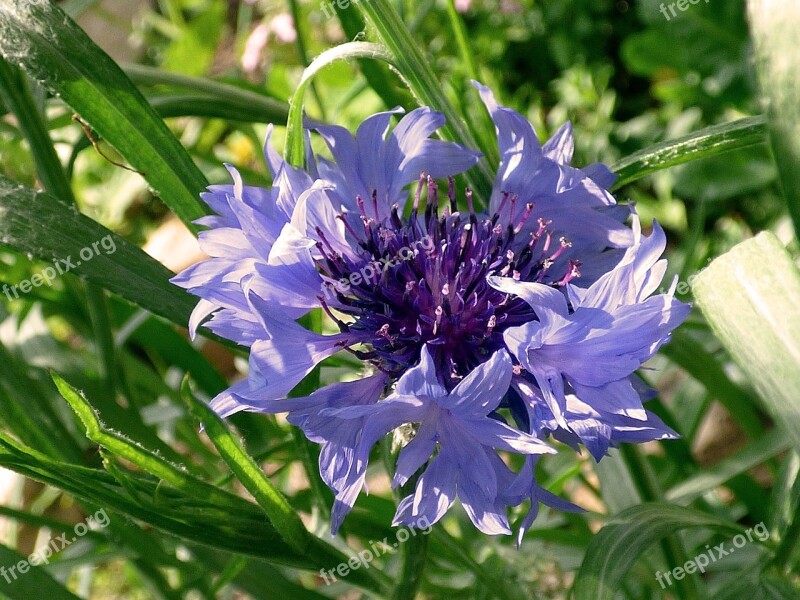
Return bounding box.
[173,85,690,539]
[319,346,554,534]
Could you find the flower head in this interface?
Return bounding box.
[173,84,690,539]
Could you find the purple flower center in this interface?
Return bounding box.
[316,176,579,389]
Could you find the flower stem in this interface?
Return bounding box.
[620,444,703,600]
[772,505,800,571]
[392,525,430,600]
[382,437,430,600]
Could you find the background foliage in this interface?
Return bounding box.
[0,0,798,598]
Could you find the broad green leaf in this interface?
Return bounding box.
[0,543,82,600]
[693,232,800,447]
[611,116,768,189]
[748,0,800,235]
[0,175,195,326]
[0,0,209,231]
[573,503,743,600]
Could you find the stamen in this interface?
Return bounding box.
[319,296,350,332]
[548,237,572,263]
[390,204,403,229]
[487,314,497,335]
[337,213,361,240]
[465,187,474,214]
[496,191,510,216]
[433,305,443,335]
[372,189,379,220]
[413,174,426,211]
[448,177,457,212]
[514,203,534,234]
[557,260,581,286]
[315,226,338,257]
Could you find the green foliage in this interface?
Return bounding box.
[0,0,797,598]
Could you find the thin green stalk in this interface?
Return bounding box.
[772,508,800,571]
[620,445,703,600]
[286,0,327,121]
[444,0,479,82]
[123,63,293,123]
[390,471,429,600]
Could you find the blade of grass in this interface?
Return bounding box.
[0,175,196,326]
[611,116,768,190]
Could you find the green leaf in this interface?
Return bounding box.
[693,232,800,447]
[0,543,82,600]
[611,116,768,189]
[573,503,742,600]
[0,175,195,326]
[0,432,314,568]
[52,372,256,508]
[284,42,394,167]
[180,379,310,553]
[666,430,792,504]
[123,63,293,124]
[0,0,209,231]
[748,0,800,236]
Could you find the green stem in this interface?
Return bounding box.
[611,116,767,190]
[391,527,429,600]
[772,507,800,571]
[444,0,479,82]
[620,445,704,600]
[389,470,429,600]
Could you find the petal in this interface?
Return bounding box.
[444,349,513,414]
[487,276,569,318]
[394,345,448,399]
[542,122,574,164]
